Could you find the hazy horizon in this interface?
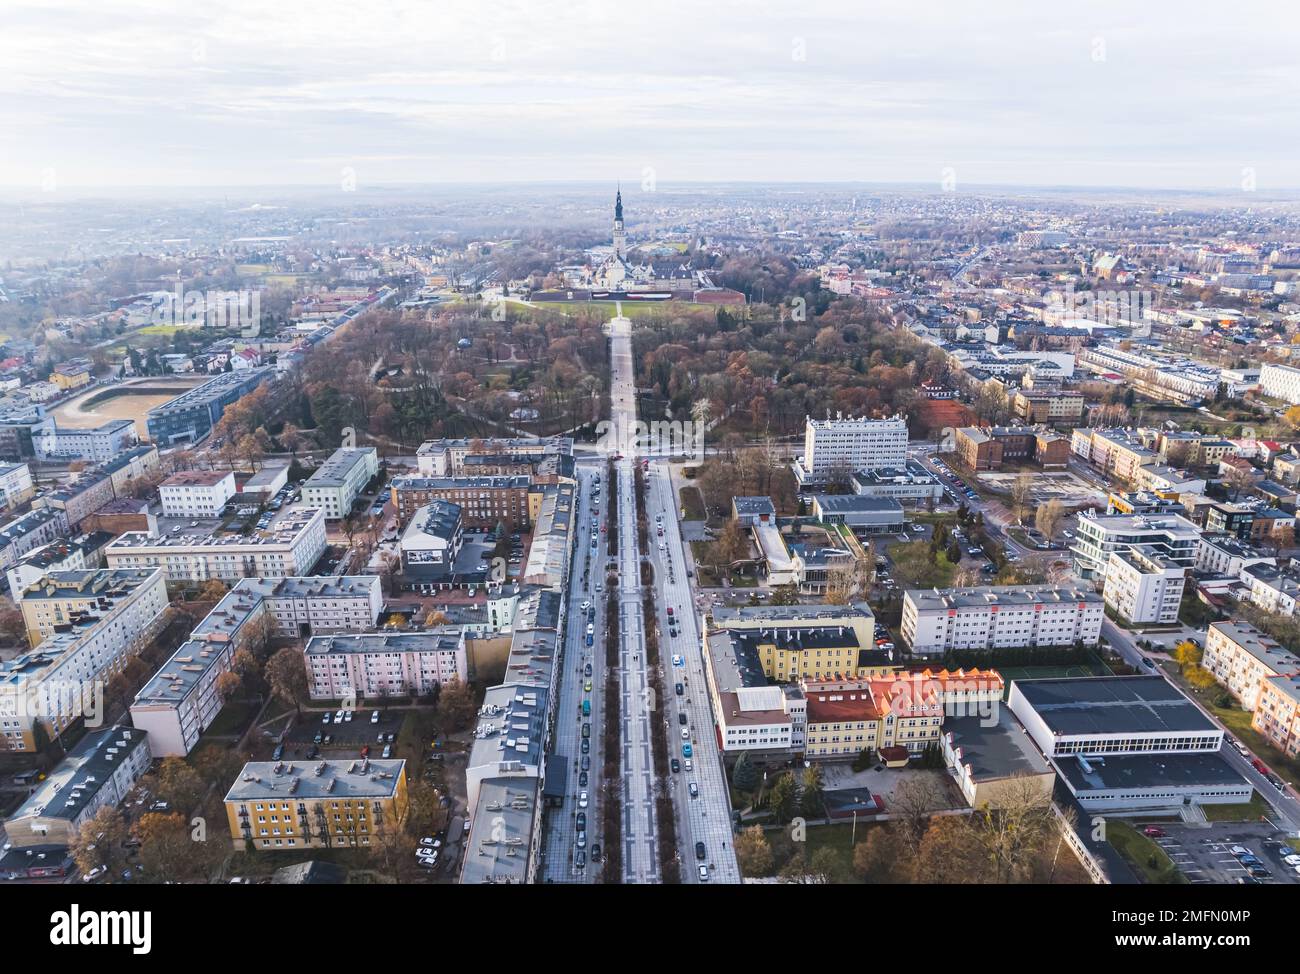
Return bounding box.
[5,0,1299,196]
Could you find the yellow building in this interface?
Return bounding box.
[802,669,1004,759]
[747,626,894,683]
[224,759,409,851]
[50,360,93,390]
[1252,675,1300,758]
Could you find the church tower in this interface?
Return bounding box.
[612,186,627,260]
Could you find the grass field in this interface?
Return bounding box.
[994,662,1111,694]
[1108,821,1188,884]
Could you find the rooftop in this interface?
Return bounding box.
[8,726,148,825]
[1013,676,1216,737]
[224,758,405,802]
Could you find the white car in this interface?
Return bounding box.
[681,727,690,739]
[82,865,107,882]
[578,791,588,808]
[1283,854,1300,867]
[581,600,591,611]
[1230,845,1251,857]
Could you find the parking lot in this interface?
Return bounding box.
[1146,822,1300,885]
[283,709,404,756]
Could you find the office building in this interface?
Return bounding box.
[145,368,273,445]
[795,414,908,483]
[36,420,135,464]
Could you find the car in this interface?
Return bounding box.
[576,831,587,849]
[582,723,590,739]
[670,758,680,773]
[584,680,592,693]
[1283,855,1300,867]
[322,734,332,745]
[581,738,590,754]
[1141,657,1156,669]
[680,727,690,739]
[675,682,684,696]
[322,712,332,724]
[82,864,107,882]
[682,743,693,758]
[576,812,587,830]
[575,849,586,868]
[672,655,684,667]
[578,791,589,808]
[581,755,590,771]
[586,623,594,635]
[313,732,323,744]
[695,841,706,860]
[698,864,710,882]
[579,771,589,787]
[581,600,591,611]
[584,663,593,677]
[666,607,674,617]
[678,712,687,725]
[419,836,439,847]
[371,710,380,724]
[1248,866,1272,879]
[382,744,392,758]
[1230,845,1251,856]
[689,782,699,798]
[1142,826,1165,838]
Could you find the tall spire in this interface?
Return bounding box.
[614,185,623,224]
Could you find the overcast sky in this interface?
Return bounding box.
[3,0,1299,193]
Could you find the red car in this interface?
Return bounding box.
[1142,826,1165,838]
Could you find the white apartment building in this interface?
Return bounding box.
[1070,511,1202,579]
[105,506,327,582]
[901,585,1104,656]
[1195,534,1274,580]
[1260,363,1300,405]
[129,575,382,757]
[415,436,573,477]
[1102,546,1186,625]
[305,630,468,700]
[159,469,237,518]
[1243,564,1300,617]
[1202,621,1300,711]
[17,567,169,647]
[1077,345,1221,404]
[302,447,379,520]
[0,462,35,509]
[797,414,908,481]
[2,568,169,752]
[5,538,90,602]
[36,420,136,464]
[3,726,151,848]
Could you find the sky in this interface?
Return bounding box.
[3,0,1300,194]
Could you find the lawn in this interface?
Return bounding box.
[994,662,1112,695]
[1202,792,1271,823]
[1108,821,1188,884]
[206,699,259,737]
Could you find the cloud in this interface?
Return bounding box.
[2,0,1299,190]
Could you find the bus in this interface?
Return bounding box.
[582,699,591,717]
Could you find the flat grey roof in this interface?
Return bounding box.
[1013,676,1216,736]
[944,709,1052,781]
[9,726,148,824]
[224,759,405,802]
[907,584,1101,612]
[1055,750,1247,793]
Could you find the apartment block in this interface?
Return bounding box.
[105,506,327,582]
[305,630,468,700]
[1202,621,1300,711]
[224,758,408,851]
[302,447,379,520]
[3,726,150,848]
[1,569,169,752]
[1252,675,1300,757]
[0,462,35,509]
[130,576,381,757]
[1260,363,1300,405]
[1070,511,1201,579]
[159,469,237,517]
[1102,545,1186,625]
[0,507,69,571]
[901,585,1103,656]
